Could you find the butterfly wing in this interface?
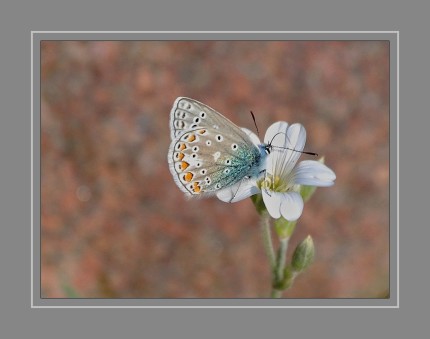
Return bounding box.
[168,98,264,197]
[170,97,247,140]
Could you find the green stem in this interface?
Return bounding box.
[271,237,289,298]
[276,238,289,283]
[271,288,282,298]
[260,212,275,270]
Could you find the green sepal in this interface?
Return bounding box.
[251,193,266,215]
[274,217,297,240]
[300,184,317,202]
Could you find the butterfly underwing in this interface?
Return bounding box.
[167,97,269,198]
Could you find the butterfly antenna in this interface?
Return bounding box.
[269,132,318,157]
[250,111,260,137]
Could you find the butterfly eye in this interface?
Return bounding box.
[192,146,199,152]
[231,143,238,150]
[205,177,211,184]
[224,169,230,174]
[206,140,212,146]
[215,183,221,189]
[193,117,200,123]
[199,111,206,118]
[216,135,223,142]
[225,159,231,165]
[200,169,207,175]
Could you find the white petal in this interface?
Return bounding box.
[265,122,306,150]
[216,179,260,203]
[280,192,304,221]
[262,190,282,219]
[285,123,306,153]
[264,121,289,146]
[241,127,261,147]
[265,123,307,178]
[291,160,336,187]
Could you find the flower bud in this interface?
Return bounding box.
[291,235,315,272]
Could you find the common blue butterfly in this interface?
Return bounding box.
[167,97,270,200]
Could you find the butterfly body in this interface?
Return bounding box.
[168,97,268,198]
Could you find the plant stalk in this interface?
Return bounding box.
[271,237,289,298]
[260,212,276,271]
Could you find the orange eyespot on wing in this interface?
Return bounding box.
[193,182,202,193]
[183,172,194,182]
[187,134,196,142]
[175,142,187,151]
[180,161,189,171]
[174,152,185,161]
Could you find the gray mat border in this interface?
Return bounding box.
[32,31,398,308]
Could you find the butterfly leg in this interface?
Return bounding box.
[229,177,249,203]
[259,169,273,197]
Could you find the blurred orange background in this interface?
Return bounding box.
[41,40,389,298]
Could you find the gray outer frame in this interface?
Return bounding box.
[32,32,398,308]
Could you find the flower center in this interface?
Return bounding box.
[259,174,291,193]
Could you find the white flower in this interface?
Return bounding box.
[217,122,336,221]
[261,122,336,220]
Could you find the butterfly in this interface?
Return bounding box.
[167,97,270,202]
